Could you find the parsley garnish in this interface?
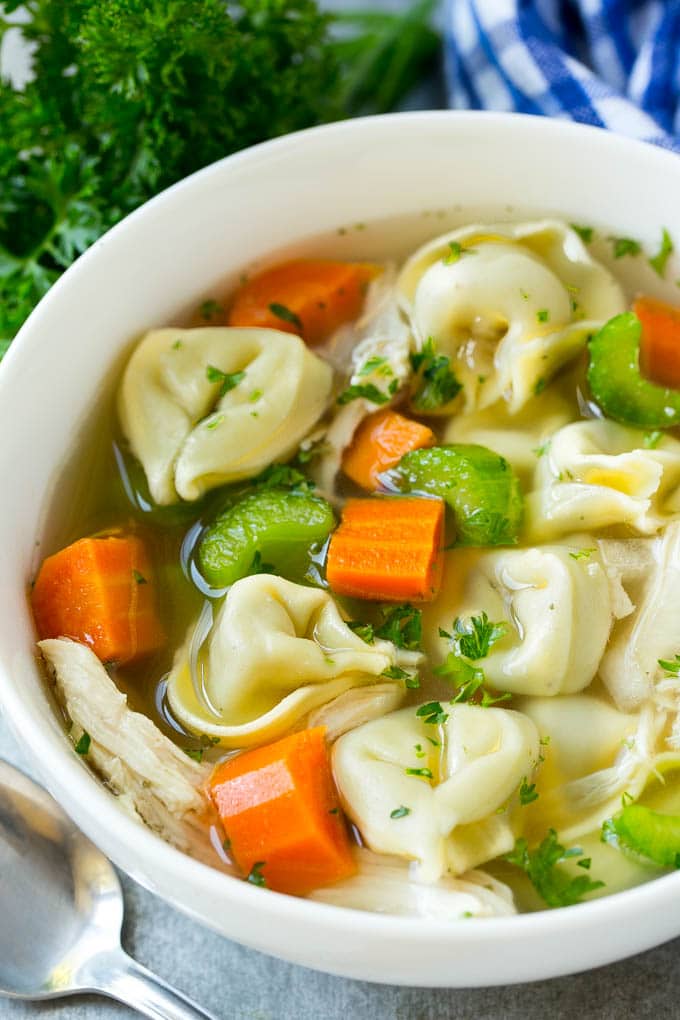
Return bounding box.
[200,299,223,320]
[536,308,550,323]
[358,356,393,378]
[505,829,605,907]
[390,806,411,819]
[519,777,539,805]
[296,439,330,464]
[205,414,224,430]
[253,463,311,491]
[206,364,246,398]
[649,228,674,278]
[375,604,422,650]
[247,861,267,887]
[643,430,663,449]
[405,767,433,779]
[533,442,549,458]
[443,241,475,264]
[568,548,595,561]
[610,236,642,259]
[416,701,449,725]
[348,621,375,644]
[410,337,462,411]
[249,389,263,402]
[249,551,275,575]
[184,747,204,762]
[382,665,411,680]
[269,302,302,329]
[570,224,594,244]
[337,382,394,406]
[436,656,485,701]
[132,569,147,584]
[533,377,546,396]
[404,674,421,689]
[659,654,680,676]
[74,732,91,756]
[450,612,508,660]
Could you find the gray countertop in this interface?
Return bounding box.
[4,2,680,1017]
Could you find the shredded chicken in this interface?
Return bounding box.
[39,638,215,862]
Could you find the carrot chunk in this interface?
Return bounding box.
[635,295,680,389]
[342,408,436,491]
[210,727,356,895]
[228,259,380,346]
[31,535,164,665]
[326,496,444,602]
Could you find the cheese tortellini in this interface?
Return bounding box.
[119,326,332,504]
[166,576,412,748]
[422,543,612,697]
[525,420,680,541]
[333,704,540,881]
[397,220,625,413]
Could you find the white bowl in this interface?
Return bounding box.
[2,112,680,987]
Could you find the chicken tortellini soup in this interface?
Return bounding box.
[31,220,680,918]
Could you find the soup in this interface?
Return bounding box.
[30,218,680,918]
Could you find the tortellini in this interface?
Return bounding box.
[397,220,625,413]
[166,576,412,747]
[422,543,612,697]
[600,522,680,711]
[119,326,332,505]
[444,385,576,483]
[525,420,680,542]
[332,704,539,881]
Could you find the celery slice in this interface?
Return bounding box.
[602,802,680,868]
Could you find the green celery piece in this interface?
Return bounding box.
[587,312,680,427]
[397,444,523,546]
[602,803,680,868]
[199,488,334,587]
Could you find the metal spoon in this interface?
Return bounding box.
[0,758,220,1019]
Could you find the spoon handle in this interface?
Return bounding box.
[96,949,221,1020]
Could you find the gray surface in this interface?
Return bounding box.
[4,2,680,1018]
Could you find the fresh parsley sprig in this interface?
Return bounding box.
[505,829,604,908]
[410,337,462,411]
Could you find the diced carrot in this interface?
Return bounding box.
[228,259,380,346]
[326,496,444,602]
[635,295,680,389]
[210,727,356,895]
[342,409,436,491]
[31,535,164,666]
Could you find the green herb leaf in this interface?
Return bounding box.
[253,463,311,491]
[451,611,508,660]
[348,621,375,644]
[570,224,594,244]
[206,364,246,398]
[519,777,539,805]
[536,308,550,323]
[200,299,223,320]
[505,829,605,907]
[249,550,276,575]
[269,302,303,329]
[659,654,680,676]
[390,805,411,819]
[405,766,433,779]
[358,356,393,377]
[132,569,147,584]
[610,236,642,259]
[409,337,462,411]
[568,548,596,561]
[649,228,674,278]
[375,604,422,650]
[435,654,485,702]
[184,747,204,762]
[381,665,411,680]
[337,382,391,406]
[247,861,267,887]
[643,430,663,449]
[416,701,449,725]
[74,731,91,756]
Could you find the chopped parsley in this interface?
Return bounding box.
[200,298,223,320]
[410,337,462,411]
[658,654,680,677]
[643,430,663,449]
[404,674,421,689]
[358,356,393,378]
[328,807,339,815]
[416,701,449,725]
[519,777,539,806]
[381,665,411,680]
[296,439,330,464]
[536,308,550,323]
[414,743,426,759]
[375,604,422,650]
[206,364,246,398]
[568,548,596,561]
[249,389,263,402]
[184,747,204,762]
[249,550,275,575]
[649,228,674,278]
[405,767,433,779]
[269,302,302,329]
[443,241,463,264]
[247,861,267,887]
[533,442,549,458]
[132,569,147,585]
[253,463,310,491]
[172,339,183,350]
[390,806,411,819]
[448,612,508,661]
[205,414,225,430]
[533,377,546,396]
[74,731,91,756]
[348,621,375,644]
[570,223,594,244]
[436,655,485,702]
[610,236,642,259]
[505,829,605,907]
[337,381,396,406]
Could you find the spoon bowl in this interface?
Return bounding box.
[0,759,217,1019]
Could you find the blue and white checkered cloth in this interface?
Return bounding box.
[445,0,680,153]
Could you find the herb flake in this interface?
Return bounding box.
[505,829,605,907]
